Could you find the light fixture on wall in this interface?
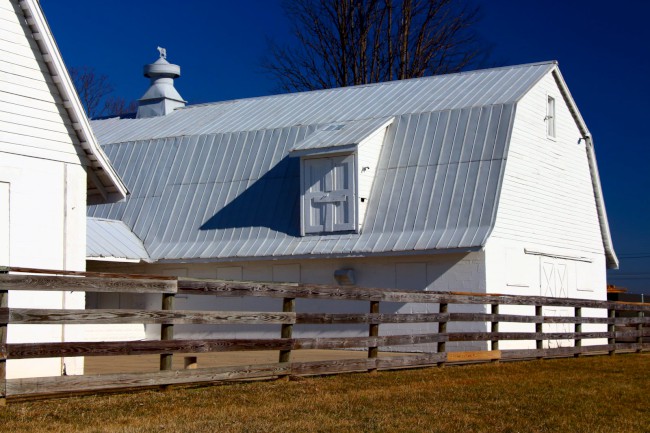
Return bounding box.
[334,268,355,286]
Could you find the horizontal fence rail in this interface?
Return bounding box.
[0,273,176,293]
[176,278,648,311]
[0,267,648,402]
[5,334,649,360]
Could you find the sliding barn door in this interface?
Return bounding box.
[541,258,571,348]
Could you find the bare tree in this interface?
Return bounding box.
[102,96,138,117]
[69,66,137,118]
[68,66,113,118]
[265,0,485,92]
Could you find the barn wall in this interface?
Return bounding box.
[357,124,388,229]
[491,71,604,255]
[88,251,489,352]
[484,238,607,350]
[0,0,87,378]
[485,71,607,349]
[0,155,87,378]
[0,1,82,164]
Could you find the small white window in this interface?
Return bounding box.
[301,154,356,235]
[546,95,556,138]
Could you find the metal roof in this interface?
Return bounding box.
[88,62,552,262]
[291,117,394,154]
[91,62,555,143]
[87,217,150,262]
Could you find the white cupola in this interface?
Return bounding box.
[136,47,186,118]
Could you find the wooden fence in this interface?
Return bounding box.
[0,267,648,402]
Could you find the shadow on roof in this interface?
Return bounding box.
[199,156,301,236]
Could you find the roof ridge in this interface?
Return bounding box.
[179,60,558,111]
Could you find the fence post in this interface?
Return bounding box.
[574,307,582,358]
[437,303,448,366]
[0,288,7,405]
[535,305,543,359]
[491,304,499,356]
[160,293,174,371]
[368,300,379,374]
[608,308,616,356]
[278,297,295,380]
[637,311,643,353]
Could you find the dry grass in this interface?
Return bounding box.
[1,354,648,433]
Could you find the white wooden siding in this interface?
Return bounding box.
[63,163,88,268]
[0,0,79,162]
[490,72,604,254]
[1,154,67,378]
[484,71,608,349]
[1,0,93,378]
[357,124,388,229]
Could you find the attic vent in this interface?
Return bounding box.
[322,124,345,131]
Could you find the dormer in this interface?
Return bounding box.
[290,117,394,235]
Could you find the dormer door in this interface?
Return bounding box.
[302,154,356,234]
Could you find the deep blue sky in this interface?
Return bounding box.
[40,1,650,294]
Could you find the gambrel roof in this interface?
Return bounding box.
[87,61,617,267]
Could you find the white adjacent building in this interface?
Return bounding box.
[0,0,126,377]
[85,55,617,351]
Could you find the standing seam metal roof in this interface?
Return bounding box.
[291,117,394,153]
[87,217,150,261]
[91,62,554,143]
[88,62,553,261]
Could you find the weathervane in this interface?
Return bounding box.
[157,46,167,59]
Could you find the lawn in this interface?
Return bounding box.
[1,354,648,433]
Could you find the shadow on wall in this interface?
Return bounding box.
[200,156,301,236]
[379,253,482,313]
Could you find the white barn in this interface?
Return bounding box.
[0,0,126,377]
[86,55,617,351]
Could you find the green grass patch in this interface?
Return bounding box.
[1,354,648,432]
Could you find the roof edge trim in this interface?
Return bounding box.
[550,67,590,137]
[548,67,617,269]
[585,137,618,269]
[19,0,128,203]
[86,256,144,264]
[149,246,484,265]
[290,144,358,158]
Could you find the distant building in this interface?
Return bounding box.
[86,53,617,351]
[0,0,126,377]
